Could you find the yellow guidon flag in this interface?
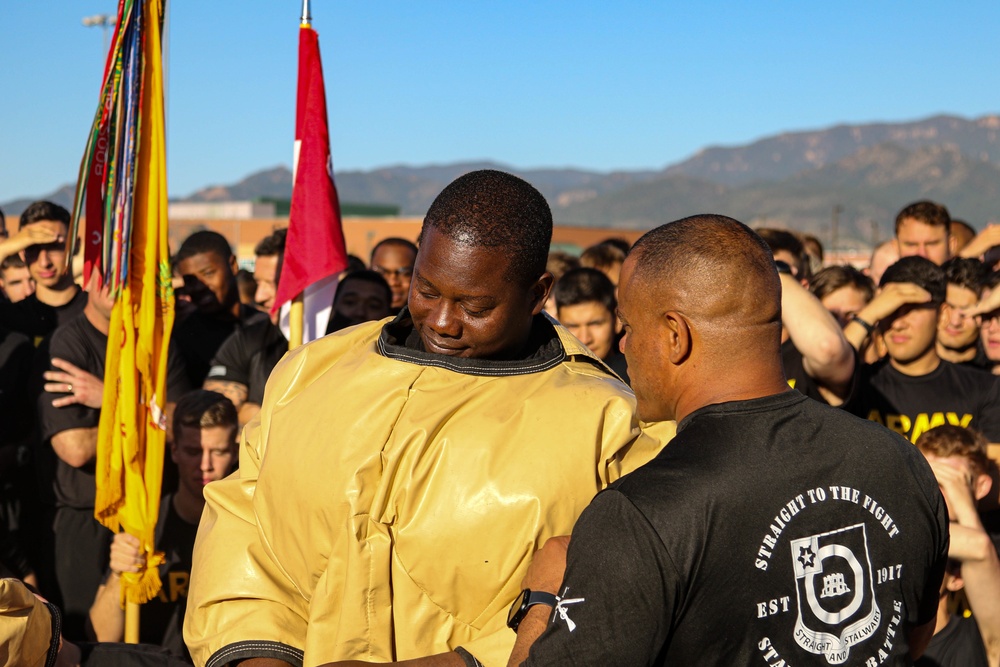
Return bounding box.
[70,0,173,608]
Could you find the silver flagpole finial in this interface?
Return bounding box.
[300,0,311,26]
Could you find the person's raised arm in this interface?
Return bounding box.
[931,460,1000,664]
[779,273,855,404]
[845,282,933,351]
[0,222,62,263]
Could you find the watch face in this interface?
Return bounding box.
[507,588,529,628]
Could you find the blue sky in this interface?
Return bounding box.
[2,1,999,203]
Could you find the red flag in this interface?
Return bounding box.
[273,25,348,330]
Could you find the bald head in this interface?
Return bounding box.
[630,214,781,333]
[620,215,788,422]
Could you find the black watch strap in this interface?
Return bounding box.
[507,589,558,632]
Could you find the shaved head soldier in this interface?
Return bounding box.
[511,215,948,667]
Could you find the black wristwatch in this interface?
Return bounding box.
[507,588,558,632]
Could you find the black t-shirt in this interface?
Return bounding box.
[916,614,988,667]
[603,348,629,385]
[0,289,87,346]
[848,358,1000,443]
[37,314,191,509]
[0,326,34,448]
[206,318,288,405]
[782,338,858,406]
[782,338,827,402]
[172,304,266,387]
[525,391,949,667]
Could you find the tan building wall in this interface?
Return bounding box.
[167,217,648,266]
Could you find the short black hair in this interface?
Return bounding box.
[942,257,987,297]
[895,200,950,232]
[173,230,234,267]
[336,269,392,306]
[254,228,288,286]
[370,238,417,265]
[172,390,238,441]
[810,266,875,303]
[596,237,632,257]
[756,227,811,282]
[19,201,70,230]
[546,251,580,282]
[580,242,626,271]
[880,256,947,305]
[0,254,26,272]
[984,270,1000,291]
[553,268,616,314]
[346,254,366,274]
[254,228,287,258]
[421,170,552,285]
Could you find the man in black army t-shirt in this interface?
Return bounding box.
[510,215,948,667]
[846,257,1000,445]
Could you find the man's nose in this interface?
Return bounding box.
[427,301,461,337]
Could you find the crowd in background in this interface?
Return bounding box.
[1,196,1000,666]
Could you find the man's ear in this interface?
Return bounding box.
[530,272,555,315]
[948,234,959,258]
[945,567,965,593]
[229,255,239,276]
[974,472,993,502]
[664,311,691,365]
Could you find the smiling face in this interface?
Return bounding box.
[408,227,547,359]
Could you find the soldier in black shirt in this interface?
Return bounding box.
[847,257,1000,444]
[0,201,84,346]
[172,231,265,387]
[511,215,947,667]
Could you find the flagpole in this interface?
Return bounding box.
[288,0,312,351]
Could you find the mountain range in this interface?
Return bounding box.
[6,114,1000,246]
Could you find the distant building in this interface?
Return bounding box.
[168,201,277,220]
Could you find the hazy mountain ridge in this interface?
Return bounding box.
[5,113,1000,243]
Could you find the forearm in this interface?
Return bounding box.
[239,402,261,428]
[89,577,125,642]
[50,427,98,467]
[204,379,249,410]
[780,275,854,386]
[506,605,550,667]
[843,318,874,353]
